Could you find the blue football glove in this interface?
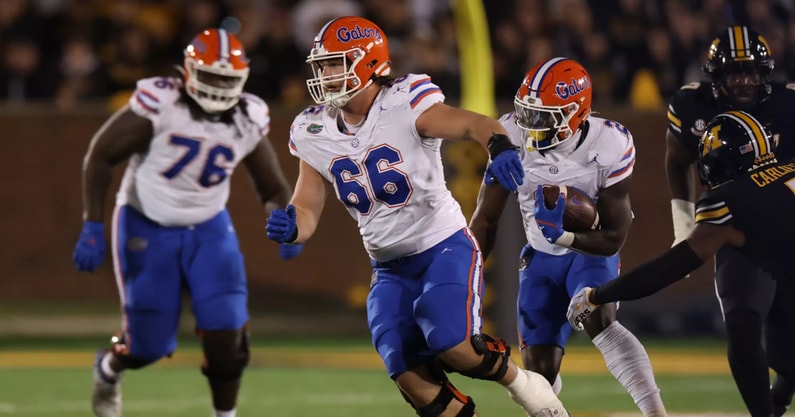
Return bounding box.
[484,134,524,191]
[266,204,298,243]
[534,185,567,244]
[73,221,106,272]
[279,243,303,260]
[485,151,524,191]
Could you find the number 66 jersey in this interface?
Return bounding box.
[288,74,467,262]
[118,76,270,226]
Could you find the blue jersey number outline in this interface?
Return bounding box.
[329,144,413,214]
[161,135,234,187]
[603,119,629,137]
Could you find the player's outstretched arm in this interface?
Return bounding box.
[469,179,511,261]
[82,105,153,222]
[415,102,508,147]
[665,130,697,245]
[590,222,744,304]
[567,177,633,256]
[571,221,743,327]
[416,103,524,190]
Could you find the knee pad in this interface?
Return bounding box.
[399,361,476,417]
[454,333,511,382]
[415,381,475,417]
[199,328,250,381]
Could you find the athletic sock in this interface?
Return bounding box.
[593,321,667,417]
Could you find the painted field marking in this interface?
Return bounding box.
[0,347,731,374]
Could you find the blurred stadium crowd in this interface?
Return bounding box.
[1,0,794,110]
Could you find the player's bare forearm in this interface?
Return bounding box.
[665,130,696,201]
[570,179,632,256]
[591,241,705,304]
[469,181,511,260]
[243,138,293,210]
[290,160,327,243]
[82,157,114,222]
[415,103,507,148]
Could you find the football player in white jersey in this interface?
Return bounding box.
[266,16,568,417]
[470,57,668,417]
[71,28,298,417]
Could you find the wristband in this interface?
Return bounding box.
[487,133,518,158]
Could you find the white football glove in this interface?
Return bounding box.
[567,287,597,330]
[670,198,695,247]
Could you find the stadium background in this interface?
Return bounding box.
[6,0,788,338]
[2,0,790,415]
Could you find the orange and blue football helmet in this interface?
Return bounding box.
[514,57,593,151]
[703,26,775,109]
[305,16,392,107]
[183,28,250,113]
[698,110,777,188]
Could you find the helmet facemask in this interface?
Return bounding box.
[184,58,249,113]
[514,95,580,151]
[306,47,372,108]
[703,26,775,109]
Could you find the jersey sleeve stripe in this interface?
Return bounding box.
[619,145,635,162]
[667,110,682,128]
[608,158,635,178]
[409,87,442,109]
[134,92,159,114]
[409,77,432,92]
[694,206,730,223]
[289,138,298,152]
[138,88,159,103]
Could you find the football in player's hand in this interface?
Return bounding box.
[541,185,599,232]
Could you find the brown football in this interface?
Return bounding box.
[541,185,600,232]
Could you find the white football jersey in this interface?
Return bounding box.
[118,77,269,226]
[499,113,636,255]
[289,74,467,262]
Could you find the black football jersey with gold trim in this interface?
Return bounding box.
[695,161,795,278]
[667,82,795,162]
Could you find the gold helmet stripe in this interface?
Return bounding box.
[725,110,769,156]
[729,26,752,61]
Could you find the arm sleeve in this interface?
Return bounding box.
[591,241,704,304]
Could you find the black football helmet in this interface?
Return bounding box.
[702,26,775,109]
[698,110,777,188]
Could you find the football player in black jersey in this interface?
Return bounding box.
[664,26,795,416]
[570,111,795,417]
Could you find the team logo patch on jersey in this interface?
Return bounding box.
[307,123,323,134]
[549,166,559,175]
[691,118,706,136]
[127,237,148,252]
[351,138,360,148]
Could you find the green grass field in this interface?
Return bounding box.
[0,336,758,416]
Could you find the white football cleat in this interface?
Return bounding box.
[92,350,122,417]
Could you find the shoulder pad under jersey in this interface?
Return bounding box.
[128,76,182,119]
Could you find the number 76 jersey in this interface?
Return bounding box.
[119,76,270,226]
[288,73,467,262]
